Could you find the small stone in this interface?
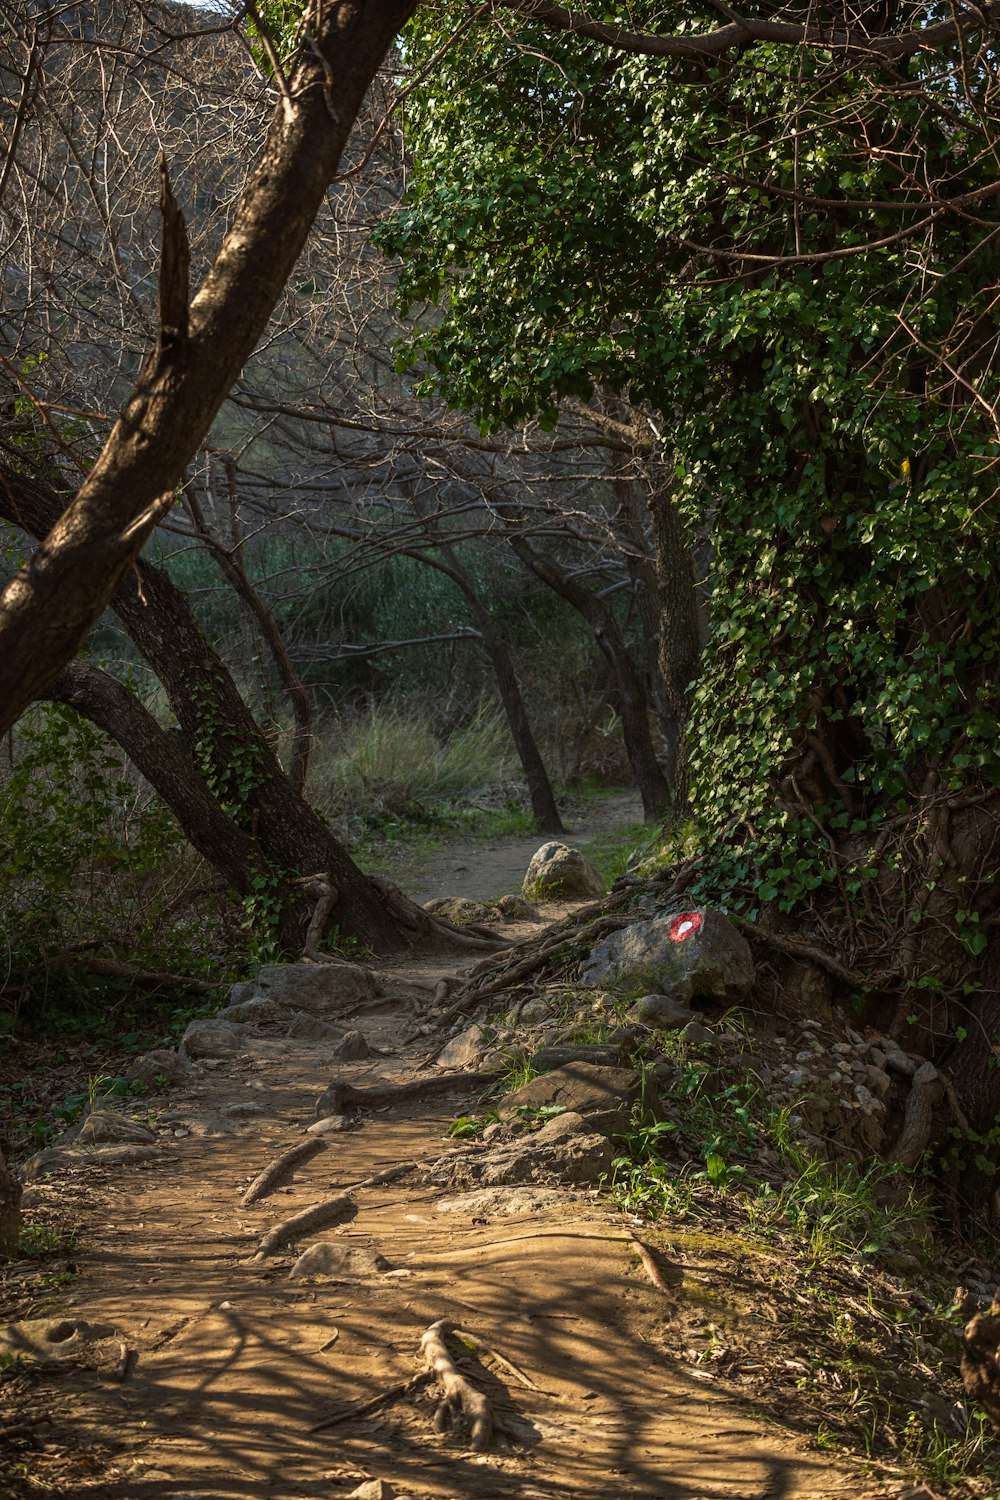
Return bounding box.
[76,1111,156,1146]
[518,996,554,1024]
[333,1030,371,1061]
[220,1102,266,1118]
[126,1049,191,1089]
[290,1243,389,1279]
[286,1012,345,1042]
[626,993,694,1030]
[349,1478,396,1499]
[532,1110,600,1144]
[179,1018,245,1061]
[435,1024,490,1070]
[216,996,286,1026]
[680,1020,715,1045]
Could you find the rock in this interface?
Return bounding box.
[532,1110,599,1144]
[23,1144,161,1180]
[424,897,489,926]
[503,1062,640,1130]
[522,842,605,901]
[0,1317,121,1363]
[435,1024,490,1070]
[158,1110,237,1138]
[434,1186,568,1216]
[221,1102,265,1118]
[216,997,287,1026]
[680,1020,716,1045]
[306,1114,352,1136]
[76,1111,156,1146]
[333,1030,371,1061]
[179,1018,245,1061]
[582,908,754,1003]
[519,997,555,1026]
[493,894,542,923]
[125,1049,191,1089]
[289,1242,389,1279]
[349,1480,396,1500]
[285,1011,345,1042]
[226,962,379,1017]
[530,1043,624,1071]
[626,993,695,1030]
[428,1132,612,1190]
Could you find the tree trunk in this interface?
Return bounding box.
[410,540,564,834]
[0,1148,20,1258]
[2,467,404,952]
[645,478,702,811]
[503,533,672,820]
[0,0,417,734]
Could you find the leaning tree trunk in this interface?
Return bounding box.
[2,468,405,952]
[0,0,417,736]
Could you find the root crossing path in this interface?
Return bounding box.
[16,950,879,1500]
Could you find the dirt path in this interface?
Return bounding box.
[4,939,887,1500]
[398,791,646,905]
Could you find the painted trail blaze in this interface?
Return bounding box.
[669,912,703,943]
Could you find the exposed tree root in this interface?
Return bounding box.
[728,916,880,989]
[624,1228,679,1297]
[420,1317,495,1451]
[52,954,219,993]
[240,1138,327,1207]
[439,907,635,1023]
[370,874,513,952]
[252,1193,354,1260]
[315,1070,498,1119]
[887,1061,943,1168]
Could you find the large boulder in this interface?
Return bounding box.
[179,1018,246,1061]
[226,963,379,1017]
[581,908,754,1003]
[126,1048,191,1089]
[522,843,605,901]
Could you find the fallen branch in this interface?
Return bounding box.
[252,1193,354,1260]
[624,1229,678,1297]
[453,1327,544,1392]
[241,1138,328,1206]
[309,1371,432,1433]
[52,954,218,993]
[421,1317,494,1451]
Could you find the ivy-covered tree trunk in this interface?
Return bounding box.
[2,467,404,953]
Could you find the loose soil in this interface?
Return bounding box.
[396,790,645,905]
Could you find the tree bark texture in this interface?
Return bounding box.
[0,1147,21,1258]
[0,0,417,733]
[645,480,702,812]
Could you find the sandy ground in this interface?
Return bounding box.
[3,940,892,1500]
